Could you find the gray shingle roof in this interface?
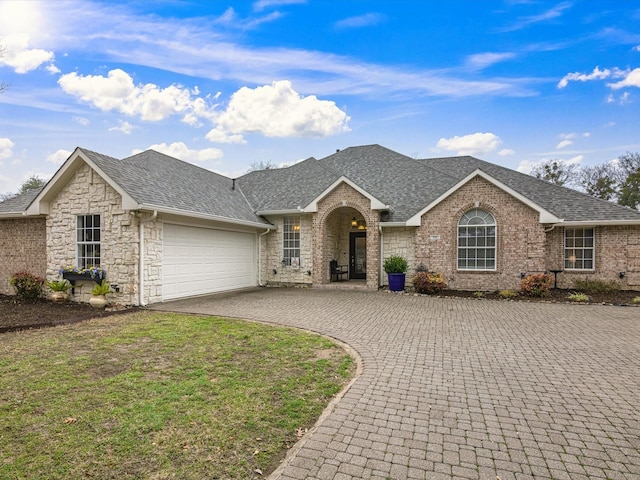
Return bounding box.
[80,148,269,225]
[422,156,640,222]
[0,187,44,214]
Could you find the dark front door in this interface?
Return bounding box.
[349,232,366,280]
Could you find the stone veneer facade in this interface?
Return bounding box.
[0,218,47,295]
[46,163,150,305]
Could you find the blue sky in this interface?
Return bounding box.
[1,0,640,195]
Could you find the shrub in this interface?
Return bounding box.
[45,279,72,292]
[632,297,640,305]
[567,292,590,302]
[91,280,111,296]
[472,291,485,298]
[412,272,447,294]
[520,273,553,297]
[499,289,517,299]
[10,272,45,301]
[573,279,621,294]
[383,255,408,274]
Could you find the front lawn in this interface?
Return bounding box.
[0,311,354,479]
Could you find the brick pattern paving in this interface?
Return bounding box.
[153,289,640,480]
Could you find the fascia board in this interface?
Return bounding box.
[139,204,275,230]
[302,176,388,213]
[256,209,303,216]
[558,219,640,226]
[26,148,140,214]
[405,169,562,226]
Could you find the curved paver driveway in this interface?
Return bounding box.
[153,288,640,480]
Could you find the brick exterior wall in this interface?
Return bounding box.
[547,225,640,290]
[314,183,380,289]
[415,176,546,291]
[381,227,415,286]
[47,163,141,304]
[0,218,47,295]
[261,214,314,286]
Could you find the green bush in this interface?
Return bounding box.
[520,273,553,297]
[45,279,72,292]
[567,292,590,302]
[412,272,447,294]
[472,291,485,298]
[499,289,517,299]
[10,272,45,301]
[573,279,621,294]
[632,297,640,305]
[383,255,408,274]
[91,280,111,296]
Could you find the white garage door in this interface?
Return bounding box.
[162,223,256,301]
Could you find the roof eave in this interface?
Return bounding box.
[557,219,640,226]
[256,209,303,216]
[302,176,389,213]
[26,148,140,215]
[405,169,562,226]
[138,204,274,230]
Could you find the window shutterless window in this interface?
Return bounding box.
[457,209,496,271]
[77,214,101,268]
[282,216,300,266]
[564,227,594,270]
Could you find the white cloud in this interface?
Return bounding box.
[109,120,136,135]
[73,116,89,126]
[516,160,538,174]
[207,80,350,143]
[465,52,516,69]
[557,66,616,89]
[135,142,223,163]
[556,140,573,149]
[0,137,14,161]
[253,0,306,11]
[608,67,640,89]
[436,132,502,156]
[58,69,217,123]
[498,148,515,156]
[46,149,72,165]
[205,128,246,144]
[334,13,385,30]
[0,33,55,73]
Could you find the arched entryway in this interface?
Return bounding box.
[322,207,366,281]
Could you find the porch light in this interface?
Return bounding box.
[351,217,358,227]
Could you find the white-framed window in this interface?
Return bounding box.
[564,227,594,270]
[457,209,496,271]
[77,214,101,268]
[282,216,300,267]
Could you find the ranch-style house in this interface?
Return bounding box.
[1,144,640,305]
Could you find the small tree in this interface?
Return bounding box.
[579,164,618,201]
[19,175,46,194]
[530,160,579,187]
[616,152,640,210]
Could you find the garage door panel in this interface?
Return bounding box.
[162,224,256,301]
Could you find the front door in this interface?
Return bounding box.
[349,232,366,279]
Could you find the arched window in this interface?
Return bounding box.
[457,209,496,270]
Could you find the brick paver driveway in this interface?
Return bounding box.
[153,288,640,480]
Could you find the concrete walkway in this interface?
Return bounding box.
[152,288,640,480]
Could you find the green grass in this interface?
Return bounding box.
[0,312,354,479]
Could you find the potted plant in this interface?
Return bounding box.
[45,279,72,303]
[89,280,111,309]
[383,255,408,292]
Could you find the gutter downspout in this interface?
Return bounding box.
[379,225,384,288]
[258,228,272,286]
[138,211,157,306]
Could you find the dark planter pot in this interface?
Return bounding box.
[62,272,103,285]
[387,273,406,292]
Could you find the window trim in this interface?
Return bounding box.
[76,214,101,268]
[282,216,301,267]
[457,209,497,272]
[564,227,595,271]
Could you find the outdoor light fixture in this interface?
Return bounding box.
[619,271,626,279]
[351,217,358,227]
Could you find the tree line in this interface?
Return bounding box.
[530,152,640,210]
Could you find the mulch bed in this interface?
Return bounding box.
[0,294,135,333]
